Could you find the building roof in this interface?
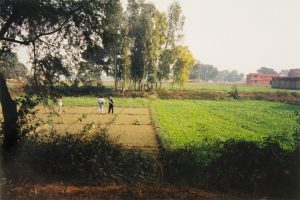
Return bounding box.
[247,73,282,77]
[288,69,300,78]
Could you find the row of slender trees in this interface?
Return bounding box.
[77,0,196,91]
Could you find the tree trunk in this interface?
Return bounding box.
[0,73,18,150]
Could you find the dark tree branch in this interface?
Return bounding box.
[1,18,72,45]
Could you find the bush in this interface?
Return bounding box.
[2,131,160,185]
[159,137,300,197]
[159,147,204,185]
[228,86,240,99]
[208,139,300,196]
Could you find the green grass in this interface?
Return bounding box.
[62,97,149,108]
[152,99,300,149]
[159,82,300,93]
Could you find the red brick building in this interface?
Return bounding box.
[246,73,283,86]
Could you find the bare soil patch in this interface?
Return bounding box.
[11,106,159,152]
[109,125,158,149]
[3,183,259,200]
[115,114,152,125]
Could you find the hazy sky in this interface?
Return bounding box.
[148,0,300,74]
[17,0,300,75]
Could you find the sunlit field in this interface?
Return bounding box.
[152,99,300,149]
[62,97,149,107]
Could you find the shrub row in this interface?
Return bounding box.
[157,89,300,104]
[159,136,300,198]
[1,129,299,198]
[1,131,160,185]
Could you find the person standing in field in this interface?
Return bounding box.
[58,96,63,115]
[98,96,105,114]
[108,97,114,114]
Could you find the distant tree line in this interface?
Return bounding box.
[189,63,244,83]
[0,52,28,79]
[257,67,289,75]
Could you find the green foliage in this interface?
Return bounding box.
[0,0,121,95]
[159,138,300,196]
[119,19,132,90]
[190,63,218,81]
[128,0,167,87]
[155,101,300,195]
[76,61,103,86]
[15,95,41,138]
[172,46,196,88]
[54,84,111,96]
[207,138,300,195]
[228,85,240,99]
[2,131,159,185]
[157,49,174,84]
[225,70,245,82]
[189,64,244,83]
[152,100,300,149]
[257,67,278,74]
[165,1,185,48]
[158,82,300,93]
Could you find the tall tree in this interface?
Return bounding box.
[196,64,219,82]
[128,0,146,88]
[119,17,132,92]
[0,0,121,149]
[128,0,166,90]
[189,62,201,80]
[172,46,196,88]
[214,69,230,82]
[76,61,102,87]
[158,1,185,88]
[143,6,167,89]
[165,1,185,49]
[157,48,174,87]
[227,70,244,82]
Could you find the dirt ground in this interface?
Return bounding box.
[8,106,159,153]
[2,183,260,200]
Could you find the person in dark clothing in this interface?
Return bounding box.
[108,97,114,114]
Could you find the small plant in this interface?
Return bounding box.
[81,122,95,134]
[132,119,141,125]
[228,86,240,99]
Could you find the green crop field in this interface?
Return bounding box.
[152,100,300,149]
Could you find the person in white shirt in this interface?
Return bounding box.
[98,96,105,113]
[58,96,63,114]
